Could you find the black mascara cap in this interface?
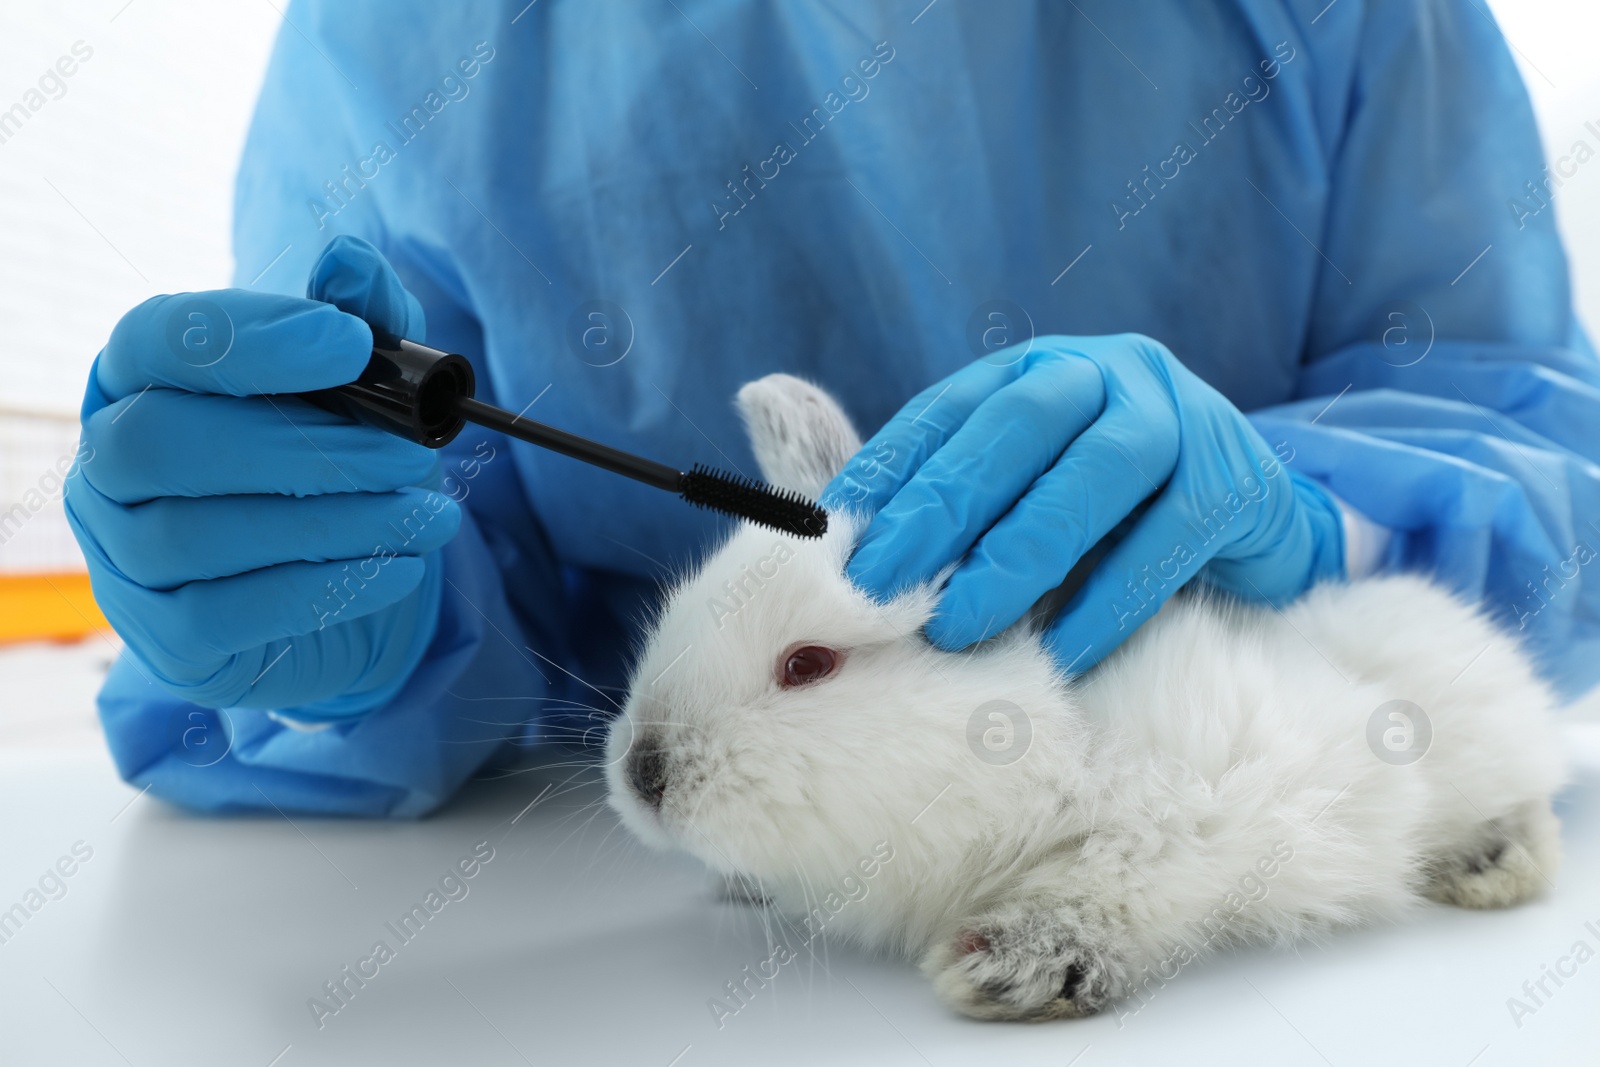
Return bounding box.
[302,336,474,448]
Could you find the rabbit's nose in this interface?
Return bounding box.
[628,745,668,810]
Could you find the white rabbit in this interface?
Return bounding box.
[605,373,1566,1022]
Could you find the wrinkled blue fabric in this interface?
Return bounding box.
[93,0,1600,816]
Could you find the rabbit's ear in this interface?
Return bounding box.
[736,374,862,499]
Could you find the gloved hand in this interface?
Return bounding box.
[820,334,1345,670]
[65,235,461,715]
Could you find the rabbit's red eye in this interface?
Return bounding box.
[780,645,838,688]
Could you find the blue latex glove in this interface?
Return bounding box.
[822,335,1346,670]
[65,236,460,715]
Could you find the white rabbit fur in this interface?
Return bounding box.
[605,373,1567,1021]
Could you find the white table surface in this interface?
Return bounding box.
[0,716,1597,1066]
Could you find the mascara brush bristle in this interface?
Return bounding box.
[678,464,828,537]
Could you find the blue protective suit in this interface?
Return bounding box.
[98,0,1600,816]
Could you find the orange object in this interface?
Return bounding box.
[0,571,110,643]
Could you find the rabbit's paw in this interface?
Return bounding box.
[922,902,1130,1021]
[1425,800,1561,909]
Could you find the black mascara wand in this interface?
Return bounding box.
[300,336,828,538]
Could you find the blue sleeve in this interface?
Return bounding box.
[94,7,588,818]
[1246,0,1600,699]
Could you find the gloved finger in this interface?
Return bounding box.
[139,635,347,712]
[844,356,1105,601]
[102,554,429,663]
[71,482,460,590]
[308,234,426,341]
[174,629,397,712]
[95,290,374,405]
[926,400,1180,649]
[81,390,437,503]
[1040,486,1222,673]
[818,346,1044,515]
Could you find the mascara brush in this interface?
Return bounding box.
[299,336,827,538]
